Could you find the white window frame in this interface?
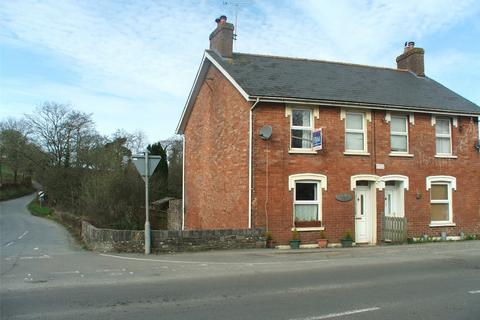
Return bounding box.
[290,108,314,151]
[390,115,409,154]
[293,180,321,220]
[426,176,456,227]
[435,117,452,156]
[345,111,367,153]
[288,174,327,231]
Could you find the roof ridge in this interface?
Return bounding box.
[228,50,409,73]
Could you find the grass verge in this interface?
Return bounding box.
[27,199,54,219]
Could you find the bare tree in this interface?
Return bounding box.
[112,129,147,154]
[25,102,95,168]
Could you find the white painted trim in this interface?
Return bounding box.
[452,117,458,128]
[385,111,391,123]
[291,227,325,232]
[350,174,383,191]
[181,135,185,230]
[176,53,209,134]
[381,175,409,190]
[343,152,370,156]
[409,113,415,125]
[389,153,414,157]
[204,51,249,100]
[288,173,327,191]
[426,176,456,190]
[289,149,318,154]
[429,223,457,227]
[434,155,457,159]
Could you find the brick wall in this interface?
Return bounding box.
[184,65,250,229]
[252,104,480,244]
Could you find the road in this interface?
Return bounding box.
[1,194,479,319]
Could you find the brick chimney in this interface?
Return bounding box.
[209,15,234,58]
[396,41,425,76]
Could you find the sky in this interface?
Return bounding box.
[1,0,479,144]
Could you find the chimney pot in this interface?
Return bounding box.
[209,15,234,58]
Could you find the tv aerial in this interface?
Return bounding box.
[222,0,250,48]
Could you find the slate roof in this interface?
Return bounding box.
[207,50,480,115]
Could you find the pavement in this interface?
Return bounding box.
[1,194,480,319]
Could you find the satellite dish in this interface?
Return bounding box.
[259,125,272,140]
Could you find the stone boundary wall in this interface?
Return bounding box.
[82,221,144,253]
[81,221,266,253]
[152,228,266,253]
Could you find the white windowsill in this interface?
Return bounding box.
[288,149,318,154]
[344,151,370,156]
[429,223,456,227]
[291,227,325,232]
[389,153,414,158]
[435,155,458,159]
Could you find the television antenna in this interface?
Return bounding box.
[222,0,250,50]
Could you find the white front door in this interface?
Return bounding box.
[355,186,371,243]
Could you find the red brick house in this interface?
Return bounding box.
[176,17,480,246]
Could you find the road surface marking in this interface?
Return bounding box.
[99,253,329,265]
[51,270,80,275]
[4,241,14,247]
[18,231,29,240]
[290,307,380,320]
[469,290,480,294]
[20,255,50,260]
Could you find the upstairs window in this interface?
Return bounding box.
[291,109,313,149]
[345,112,366,152]
[390,115,408,153]
[435,117,452,155]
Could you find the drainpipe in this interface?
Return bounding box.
[248,97,261,228]
[182,135,185,230]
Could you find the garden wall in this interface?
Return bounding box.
[81,221,266,253]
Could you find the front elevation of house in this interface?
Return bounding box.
[176,16,480,245]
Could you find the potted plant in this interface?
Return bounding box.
[289,228,301,249]
[265,231,274,248]
[341,230,354,248]
[318,231,328,248]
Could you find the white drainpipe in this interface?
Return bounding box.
[182,135,185,230]
[248,97,261,228]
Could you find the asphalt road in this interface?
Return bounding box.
[1,194,480,319]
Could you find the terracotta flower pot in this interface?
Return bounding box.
[318,239,328,248]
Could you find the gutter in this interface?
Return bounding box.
[248,97,261,228]
[248,96,480,117]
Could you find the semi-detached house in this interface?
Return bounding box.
[177,16,480,246]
